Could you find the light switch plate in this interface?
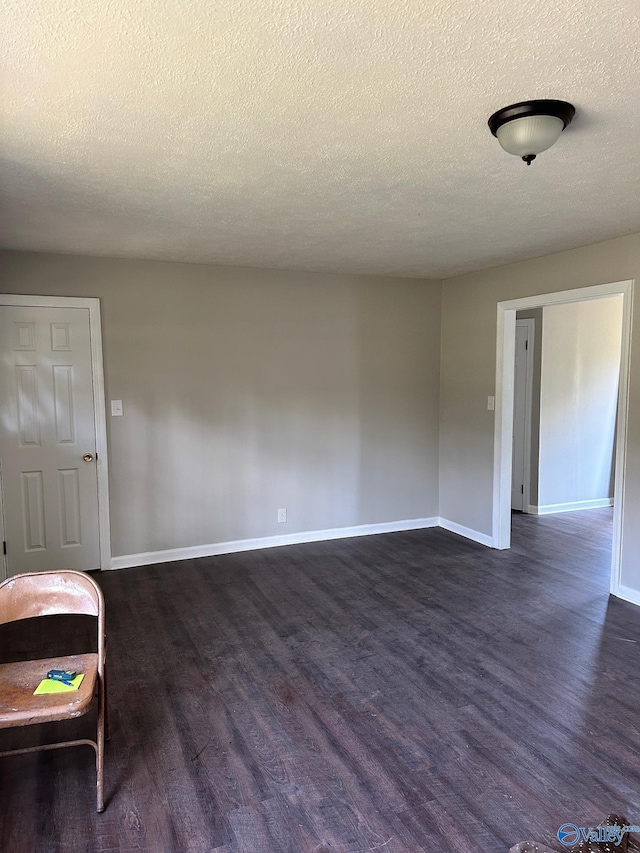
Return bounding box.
[487,396,495,411]
[111,400,123,416]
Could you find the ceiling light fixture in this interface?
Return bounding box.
[488,99,575,165]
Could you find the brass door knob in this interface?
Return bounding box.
[82,453,94,462]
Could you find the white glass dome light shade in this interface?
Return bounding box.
[488,100,575,164]
[496,114,565,158]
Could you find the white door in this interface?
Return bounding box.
[511,320,534,511]
[0,305,101,575]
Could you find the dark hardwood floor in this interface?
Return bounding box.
[2,509,640,852]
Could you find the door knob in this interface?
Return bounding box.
[82,453,94,462]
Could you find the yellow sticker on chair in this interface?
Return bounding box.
[34,674,85,695]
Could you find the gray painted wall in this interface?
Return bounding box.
[440,230,640,593]
[0,251,442,559]
[3,230,640,602]
[538,297,622,510]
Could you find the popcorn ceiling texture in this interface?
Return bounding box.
[1,0,640,278]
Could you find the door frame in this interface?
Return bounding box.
[0,294,112,578]
[512,318,535,513]
[493,279,634,599]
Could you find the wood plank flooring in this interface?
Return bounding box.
[2,509,640,852]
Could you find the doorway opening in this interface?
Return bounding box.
[493,280,634,600]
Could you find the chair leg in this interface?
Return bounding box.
[104,663,110,742]
[96,676,105,812]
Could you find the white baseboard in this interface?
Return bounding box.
[437,518,494,548]
[529,498,614,516]
[612,584,640,608]
[109,517,440,570]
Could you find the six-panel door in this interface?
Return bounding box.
[0,306,101,575]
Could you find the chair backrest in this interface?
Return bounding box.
[0,570,103,625]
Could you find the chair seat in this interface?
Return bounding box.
[0,653,98,729]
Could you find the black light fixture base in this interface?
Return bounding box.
[488,99,576,138]
[522,154,536,165]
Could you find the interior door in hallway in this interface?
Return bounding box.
[511,319,534,512]
[0,305,101,575]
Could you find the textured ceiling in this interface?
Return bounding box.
[2,0,640,279]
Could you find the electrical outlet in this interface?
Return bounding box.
[277,508,287,523]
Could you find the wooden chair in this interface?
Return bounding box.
[0,570,108,812]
